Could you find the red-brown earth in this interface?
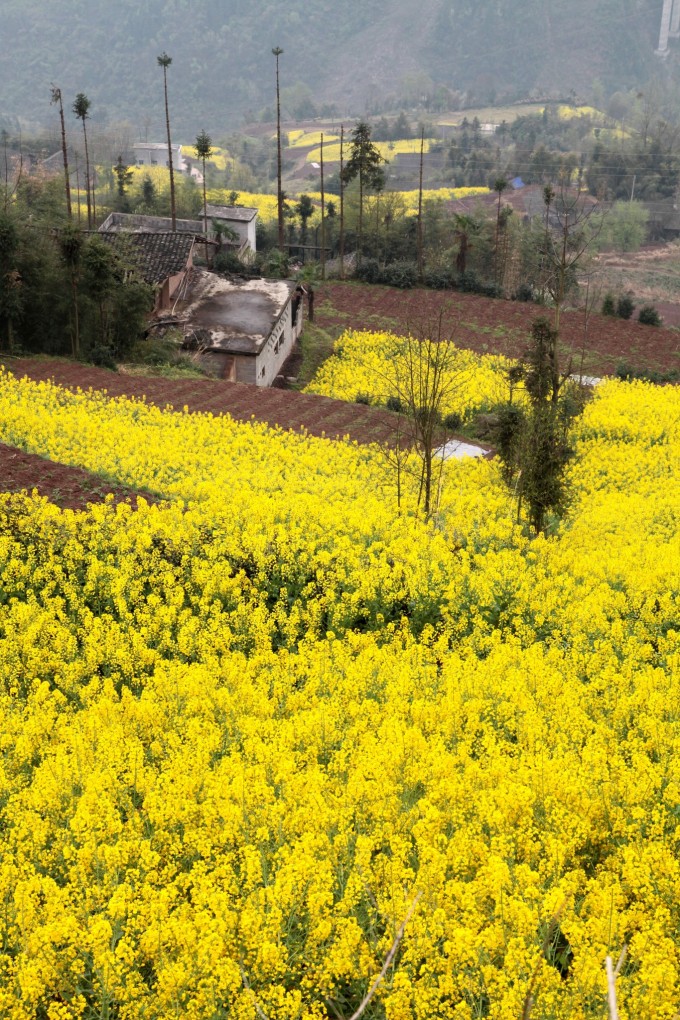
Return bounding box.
[2,280,678,509]
[0,442,158,512]
[315,282,680,377]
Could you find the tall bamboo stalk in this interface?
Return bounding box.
[320,132,326,280]
[272,47,284,252]
[339,125,345,279]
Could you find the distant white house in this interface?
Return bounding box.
[134,142,184,172]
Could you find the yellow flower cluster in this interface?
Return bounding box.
[0,367,680,1018]
[305,138,434,163]
[305,329,513,422]
[287,130,340,149]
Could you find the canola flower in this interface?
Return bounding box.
[305,329,514,422]
[0,369,679,1017]
[305,138,435,163]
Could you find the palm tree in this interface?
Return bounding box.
[157,52,176,231]
[73,93,92,228]
[272,46,284,252]
[194,129,213,263]
[50,85,72,220]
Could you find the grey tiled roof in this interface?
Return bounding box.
[96,232,195,285]
[206,204,258,222]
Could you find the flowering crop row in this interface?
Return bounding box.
[0,368,680,1018]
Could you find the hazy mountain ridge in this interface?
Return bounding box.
[0,0,664,138]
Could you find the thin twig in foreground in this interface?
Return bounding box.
[606,955,618,1020]
[240,964,270,1020]
[347,891,422,1020]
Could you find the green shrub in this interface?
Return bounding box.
[601,293,616,316]
[514,283,534,303]
[381,260,418,289]
[355,258,382,284]
[386,395,404,413]
[617,294,635,320]
[638,304,661,327]
[443,410,463,431]
[424,267,455,290]
[354,392,371,405]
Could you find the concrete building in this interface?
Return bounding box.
[133,142,184,171]
[179,271,303,385]
[99,209,257,258]
[205,204,258,253]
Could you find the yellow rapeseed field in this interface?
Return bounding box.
[0,362,679,1018]
[306,330,513,421]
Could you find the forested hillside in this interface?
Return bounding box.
[0,0,665,137]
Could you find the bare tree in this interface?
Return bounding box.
[382,313,471,518]
[541,183,602,337]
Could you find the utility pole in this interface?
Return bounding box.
[417,127,424,282]
[272,46,284,252]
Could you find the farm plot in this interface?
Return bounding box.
[2,358,403,448]
[315,283,680,377]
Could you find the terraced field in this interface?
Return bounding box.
[315,282,680,377]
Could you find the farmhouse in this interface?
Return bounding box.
[133,142,184,171]
[178,270,303,386]
[95,230,196,312]
[205,204,258,253]
[99,209,257,258]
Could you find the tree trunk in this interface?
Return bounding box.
[82,121,92,230]
[57,95,72,220]
[339,126,345,280]
[202,155,209,265]
[163,67,176,231]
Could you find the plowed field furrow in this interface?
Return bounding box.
[3,359,403,447]
[0,442,158,512]
[316,283,680,376]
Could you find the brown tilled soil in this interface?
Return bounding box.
[4,279,678,510]
[2,357,405,446]
[0,442,158,512]
[315,282,680,377]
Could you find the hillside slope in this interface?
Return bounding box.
[0,0,664,136]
